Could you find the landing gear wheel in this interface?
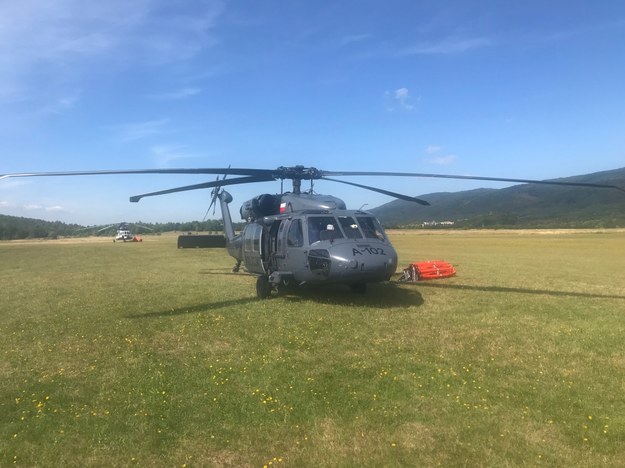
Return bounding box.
[256,275,272,299]
[350,283,367,294]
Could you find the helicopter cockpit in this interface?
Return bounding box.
[252,211,397,291]
[307,214,386,244]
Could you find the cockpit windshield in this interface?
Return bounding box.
[337,216,362,239]
[307,215,386,244]
[357,216,386,241]
[308,216,344,244]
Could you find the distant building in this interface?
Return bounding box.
[421,220,455,227]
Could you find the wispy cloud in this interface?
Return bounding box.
[150,145,198,166]
[384,87,419,112]
[0,1,224,64]
[147,88,202,100]
[339,34,371,46]
[424,145,457,166]
[399,37,491,55]
[0,179,31,190]
[428,154,457,165]
[46,205,68,213]
[0,0,224,104]
[22,203,69,213]
[114,118,170,142]
[0,196,69,216]
[37,89,83,115]
[394,88,414,110]
[525,19,625,45]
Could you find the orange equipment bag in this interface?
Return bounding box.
[401,260,456,281]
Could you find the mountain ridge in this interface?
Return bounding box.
[370,167,625,228]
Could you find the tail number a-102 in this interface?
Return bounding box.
[352,247,386,256]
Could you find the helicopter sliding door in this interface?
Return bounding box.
[242,223,265,274]
[274,218,307,276]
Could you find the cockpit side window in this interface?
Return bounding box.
[308,216,344,244]
[337,216,363,239]
[287,219,304,247]
[357,216,386,241]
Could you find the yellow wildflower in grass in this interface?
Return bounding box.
[263,456,284,467]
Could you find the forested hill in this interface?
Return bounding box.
[0,215,227,241]
[0,215,84,240]
[370,167,625,229]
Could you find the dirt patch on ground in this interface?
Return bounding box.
[1,236,111,245]
[387,228,625,236]
[0,232,186,246]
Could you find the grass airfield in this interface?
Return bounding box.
[1,229,625,466]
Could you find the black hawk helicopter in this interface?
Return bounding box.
[2,166,624,297]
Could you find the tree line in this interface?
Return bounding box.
[0,215,240,241]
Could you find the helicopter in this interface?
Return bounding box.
[111,223,135,242]
[2,165,624,298]
[97,222,153,242]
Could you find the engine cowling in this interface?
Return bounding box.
[240,194,281,220]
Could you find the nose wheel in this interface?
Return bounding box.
[256,275,272,299]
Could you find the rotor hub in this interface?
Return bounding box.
[274,166,323,181]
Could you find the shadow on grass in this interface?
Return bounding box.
[281,282,424,308]
[126,282,424,319]
[199,268,424,308]
[125,297,257,319]
[198,268,425,306]
[409,281,625,300]
[198,268,253,277]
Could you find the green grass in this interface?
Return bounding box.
[1,230,625,466]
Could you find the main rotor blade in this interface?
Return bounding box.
[4,165,623,196]
[0,168,275,180]
[320,170,625,193]
[96,224,116,232]
[129,175,274,202]
[323,177,431,205]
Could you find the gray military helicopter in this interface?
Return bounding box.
[2,165,624,298]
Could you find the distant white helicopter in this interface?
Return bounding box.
[96,222,152,242]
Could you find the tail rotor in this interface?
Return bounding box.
[204,167,230,220]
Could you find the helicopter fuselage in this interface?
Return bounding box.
[264,210,398,286]
[219,191,398,294]
[115,229,133,241]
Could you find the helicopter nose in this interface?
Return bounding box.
[306,245,397,283]
[329,248,397,281]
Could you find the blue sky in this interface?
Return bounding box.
[1,0,624,225]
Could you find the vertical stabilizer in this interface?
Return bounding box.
[218,190,236,241]
[217,190,243,268]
